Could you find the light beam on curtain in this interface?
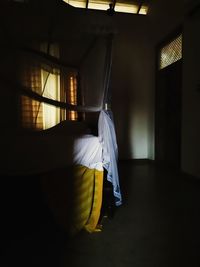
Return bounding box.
[41,69,61,129]
[20,42,77,130]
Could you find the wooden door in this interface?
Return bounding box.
[155,60,182,169]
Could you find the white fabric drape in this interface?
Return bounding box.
[98,110,122,206]
[73,134,103,171]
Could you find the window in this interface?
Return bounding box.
[159,34,182,70]
[63,0,149,15]
[115,2,139,13]
[21,67,62,130]
[20,62,79,130]
[21,97,43,130]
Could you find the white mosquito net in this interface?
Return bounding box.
[0,0,122,206]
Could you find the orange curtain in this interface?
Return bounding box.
[20,56,43,130]
[66,72,78,121]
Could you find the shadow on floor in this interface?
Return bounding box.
[1,161,200,267]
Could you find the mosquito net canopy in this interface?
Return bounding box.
[0,0,122,206]
[3,0,116,113]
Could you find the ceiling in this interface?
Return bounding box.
[62,0,150,15]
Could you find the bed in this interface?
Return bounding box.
[1,111,121,235]
[71,134,104,234]
[70,110,122,234]
[0,4,122,235]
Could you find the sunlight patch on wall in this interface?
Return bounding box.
[130,113,148,159]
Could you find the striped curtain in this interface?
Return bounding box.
[20,58,43,130]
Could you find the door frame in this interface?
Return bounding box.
[155,26,183,168]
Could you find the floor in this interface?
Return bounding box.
[1,161,200,266]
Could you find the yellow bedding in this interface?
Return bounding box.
[70,164,103,235]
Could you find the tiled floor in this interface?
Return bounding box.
[2,161,200,266]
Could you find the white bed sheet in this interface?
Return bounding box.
[73,134,103,171]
